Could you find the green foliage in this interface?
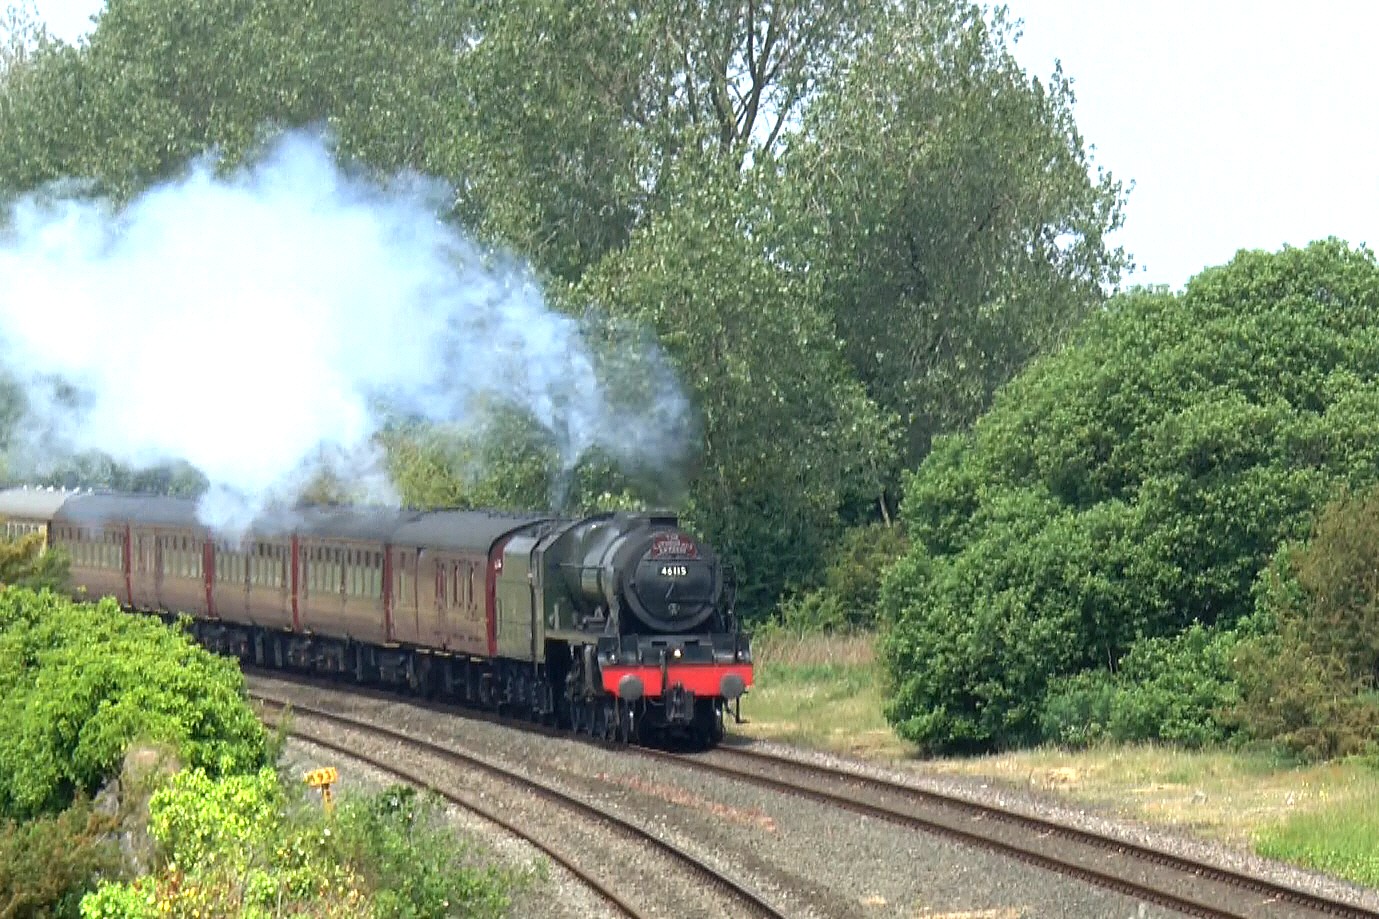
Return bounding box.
[0,590,269,818]
[0,799,121,919]
[0,0,1127,619]
[1039,624,1242,749]
[883,241,1379,751]
[0,529,69,590]
[783,2,1127,468]
[577,162,898,616]
[779,523,909,632]
[147,767,282,873]
[382,400,663,516]
[85,774,518,919]
[1232,489,1379,761]
[332,786,514,919]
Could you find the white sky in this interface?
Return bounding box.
[25,1,1379,291]
[1004,1,1379,289]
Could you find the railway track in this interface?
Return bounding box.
[252,693,786,919]
[652,743,1379,919]
[244,669,1378,918]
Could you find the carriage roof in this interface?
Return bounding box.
[0,487,78,522]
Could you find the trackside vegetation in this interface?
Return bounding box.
[0,582,525,918]
[881,241,1379,754]
[0,589,270,818]
[0,0,1126,621]
[80,773,524,919]
[8,0,1379,890]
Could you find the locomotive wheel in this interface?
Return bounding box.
[691,699,723,750]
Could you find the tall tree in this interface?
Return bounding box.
[783,3,1129,471]
[0,1,45,78]
[576,160,897,616]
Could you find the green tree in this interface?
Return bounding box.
[782,2,1128,472]
[577,162,897,616]
[441,0,874,280]
[883,241,1379,751]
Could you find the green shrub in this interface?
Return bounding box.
[0,589,269,818]
[779,523,908,633]
[0,800,121,919]
[84,774,520,919]
[1231,487,1379,762]
[1039,670,1116,748]
[1107,625,1241,748]
[884,242,1379,751]
[1041,625,1243,750]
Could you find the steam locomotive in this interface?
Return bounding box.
[0,487,753,747]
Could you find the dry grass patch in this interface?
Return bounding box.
[732,630,1379,885]
[731,630,911,758]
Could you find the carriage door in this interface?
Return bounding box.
[153,533,165,609]
[395,548,420,644]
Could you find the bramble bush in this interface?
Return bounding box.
[0,589,269,818]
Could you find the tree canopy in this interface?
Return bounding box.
[0,0,1129,617]
[882,240,1379,751]
[781,3,1127,470]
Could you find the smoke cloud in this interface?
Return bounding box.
[0,132,691,531]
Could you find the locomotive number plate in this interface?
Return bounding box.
[660,565,689,577]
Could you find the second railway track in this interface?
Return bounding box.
[659,743,1379,919]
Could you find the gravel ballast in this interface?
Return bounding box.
[253,675,1239,917]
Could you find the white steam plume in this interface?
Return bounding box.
[0,132,691,531]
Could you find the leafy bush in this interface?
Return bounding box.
[1038,670,1117,748]
[883,241,1379,751]
[84,773,520,919]
[0,590,269,818]
[778,523,908,632]
[1106,625,1242,747]
[1040,624,1243,749]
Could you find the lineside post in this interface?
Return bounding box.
[305,766,339,814]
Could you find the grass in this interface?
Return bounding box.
[730,629,1379,887]
[731,629,911,759]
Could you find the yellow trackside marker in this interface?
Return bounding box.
[305,766,339,814]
